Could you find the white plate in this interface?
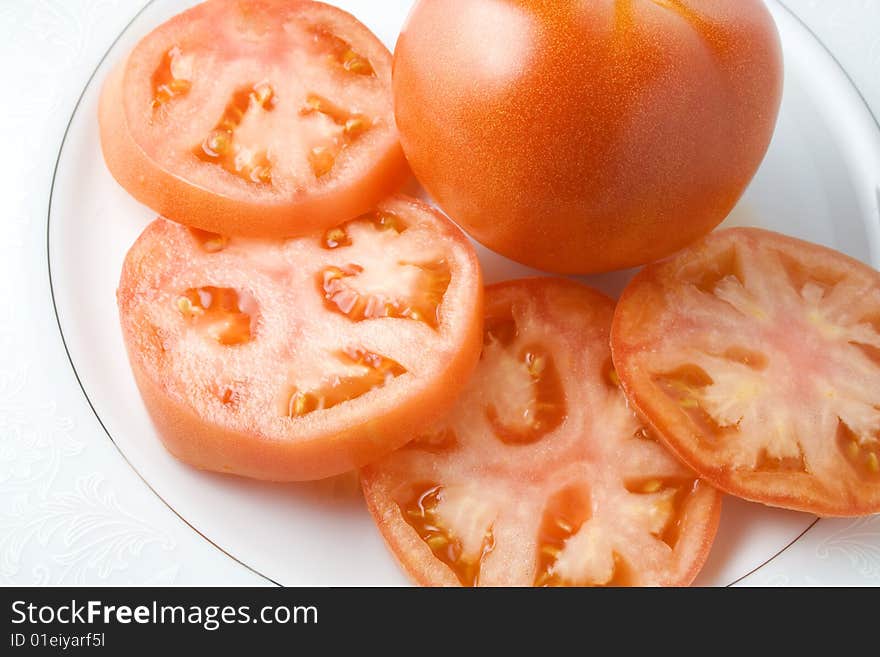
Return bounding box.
[48,0,880,586]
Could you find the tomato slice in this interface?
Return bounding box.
[362,278,721,586]
[100,0,407,237]
[117,196,482,481]
[611,227,880,516]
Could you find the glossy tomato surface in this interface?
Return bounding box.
[393,0,782,274]
[118,196,482,481]
[362,278,721,586]
[100,0,407,237]
[611,228,880,516]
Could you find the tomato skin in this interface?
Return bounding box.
[393,0,782,274]
[363,278,721,586]
[611,228,880,517]
[100,0,409,238]
[118,196,483,481]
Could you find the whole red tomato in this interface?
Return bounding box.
[393,0,783,274]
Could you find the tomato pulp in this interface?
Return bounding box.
[118,196,483,481]
[612,228,880,516]
[363,278,721,586]
[101,0,407,237]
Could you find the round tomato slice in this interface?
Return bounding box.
[117,195,482,481]
[100,0,407,237]
[362,278,721,586]
[611,228,880,516]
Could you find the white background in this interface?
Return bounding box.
[1,0,879,586]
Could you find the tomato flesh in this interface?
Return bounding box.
[100,0,407,237]
[362,278,721,586]
[611,227,880,516]
[317,210,451,328]
[117,195,483,481]
[286,347,405,417]
[176,286,255,346]
[399,483,495,587]
[193,82,276,185]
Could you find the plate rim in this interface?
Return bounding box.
[45,0,279,587]
[45,0,880,587]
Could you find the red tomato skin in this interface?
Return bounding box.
[611,228,880,517]
[99,0,409,238]
[117,203,484,482]
[393,0,783,274]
